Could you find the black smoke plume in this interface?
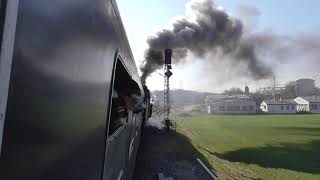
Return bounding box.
[140,0,272,83]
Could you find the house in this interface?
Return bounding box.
[294,96,320,114]
[260,99,297,114]
[208,99,256,115]
[293,97,309,112]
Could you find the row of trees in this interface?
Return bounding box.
[223,87,245,95]
[223,82,320,99]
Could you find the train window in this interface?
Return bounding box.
[108,58,141,136]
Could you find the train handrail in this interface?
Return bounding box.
[197,158,219,180]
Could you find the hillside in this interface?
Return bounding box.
[152,89,216,105]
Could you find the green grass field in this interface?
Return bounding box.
[176,114,320,180]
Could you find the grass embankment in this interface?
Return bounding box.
[176,115,320,180]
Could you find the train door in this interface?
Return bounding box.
[104,56,139,180]
[0,0,19,154]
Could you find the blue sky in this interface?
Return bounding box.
[215,0,320,34]
[117,0,320,92]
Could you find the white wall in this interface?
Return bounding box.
[310,103,320,114]
[260,101,268,112]
[294,97,309,112]
[294,97,320,113]
[208,101,256,115]
[266,104,296,114]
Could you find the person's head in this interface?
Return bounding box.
[121,94,139,111]
[117,79,141,111]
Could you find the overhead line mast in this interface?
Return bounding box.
[164,49,173,130]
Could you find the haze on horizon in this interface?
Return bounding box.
[118,0,320,93]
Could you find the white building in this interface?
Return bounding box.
[294,96,320,114]
[293,97,309,112]
[200,104,208,113]
[208,99,256,115]
[260,100,297,114]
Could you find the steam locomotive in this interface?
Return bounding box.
[0,0,152,179]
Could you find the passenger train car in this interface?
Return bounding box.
[0,0,150,179]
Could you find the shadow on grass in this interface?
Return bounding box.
[220,140,320,174]
[274,127,320,136]
[134,127,214,180]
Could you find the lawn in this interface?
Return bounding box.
[176,114,320,180]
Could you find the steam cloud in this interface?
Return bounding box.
[140,0,273,83]
[235,4,261,18]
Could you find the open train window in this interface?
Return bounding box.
[108,57,141,136]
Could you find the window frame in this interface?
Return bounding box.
[0,0,19,156]
[106,51,132,141]
[219,106,225,111]
[311,103,318,110]
[234,106,240,111]
[242,106,248,111]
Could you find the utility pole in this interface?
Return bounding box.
[180,80,184,90]
[273,76,276,100]
[164,66,170,121]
